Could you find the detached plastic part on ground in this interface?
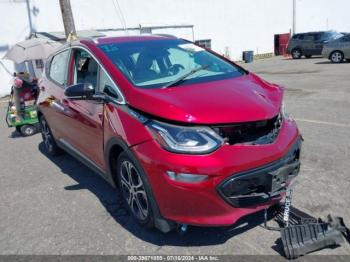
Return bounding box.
[262,188,350,259]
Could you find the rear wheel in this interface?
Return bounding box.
[20,124,37,136]
[291,48,302,59]
[117,151,155,228]
[40,116,63,156]
[330,51,344,63]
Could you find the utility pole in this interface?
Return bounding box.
[25,0,34,36]
[292,0,296,35]
[59,0,76,39]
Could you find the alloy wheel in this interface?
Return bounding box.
[41,118,54,152]
[292,49,302,59]
[331,52,343,63]
[120,160,149,221]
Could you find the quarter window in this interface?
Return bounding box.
[99,68,123,102]
[49,50,70,86]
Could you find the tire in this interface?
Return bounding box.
[39,116,63,156]
[291,48,302,59]
[117,151,155,228]
[20,124,37,137]
[330,51,344,63]
[305,55,312,59]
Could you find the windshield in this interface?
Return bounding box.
[323,31,343,41]
[98,39,244,89]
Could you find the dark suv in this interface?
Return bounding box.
[287,31,343,59]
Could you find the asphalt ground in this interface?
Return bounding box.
[0,56,349,257]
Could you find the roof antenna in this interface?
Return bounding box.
[112,0,129,35]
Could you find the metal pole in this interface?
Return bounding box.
[59,0,77,39]
[191,26,195,42]
[292,0,296,35]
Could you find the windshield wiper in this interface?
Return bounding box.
[162,63,212,89]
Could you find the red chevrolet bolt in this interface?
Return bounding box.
[37,35,302,232]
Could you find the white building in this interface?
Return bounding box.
[1,0,349,96]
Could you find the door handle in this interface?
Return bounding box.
[61,98,69,106]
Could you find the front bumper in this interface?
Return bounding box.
[217,138,301,208]
[131,118,301,226]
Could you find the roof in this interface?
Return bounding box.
[88,35,177,45]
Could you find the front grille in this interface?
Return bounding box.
[217,137,302,208]
[212,114,282,145]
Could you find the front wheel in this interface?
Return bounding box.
[39,116,63,156]
[330,51,344,63]
[117,152,155,227]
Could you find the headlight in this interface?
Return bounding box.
[147,120,223,154]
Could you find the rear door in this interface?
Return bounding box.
[303,33,317,55]
[313,33,325,55]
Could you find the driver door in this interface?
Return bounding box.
[62,48,105,170]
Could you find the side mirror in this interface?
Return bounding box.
[64,83,95,100]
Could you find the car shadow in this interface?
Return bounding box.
[315,61,350,65]
[9,130,23,138]
[314,61,333,65]
[38,142,277,247]
[8,130,40,139]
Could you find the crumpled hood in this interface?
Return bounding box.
[126,73,284,124]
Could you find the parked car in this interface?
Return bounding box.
[322,34,350,63]
[287,31,343,59]
[37,35,302,232]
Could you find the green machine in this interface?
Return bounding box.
[6,73,40,136]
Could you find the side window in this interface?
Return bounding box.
[49,50,70,86]
[99,68,123,102]
[304,34,315,41]
[314,33,322,41]
[298,34,305,40]
[72,49,99,89]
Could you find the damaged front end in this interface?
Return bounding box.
[212,113,283,145]
[217,137,302,208]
